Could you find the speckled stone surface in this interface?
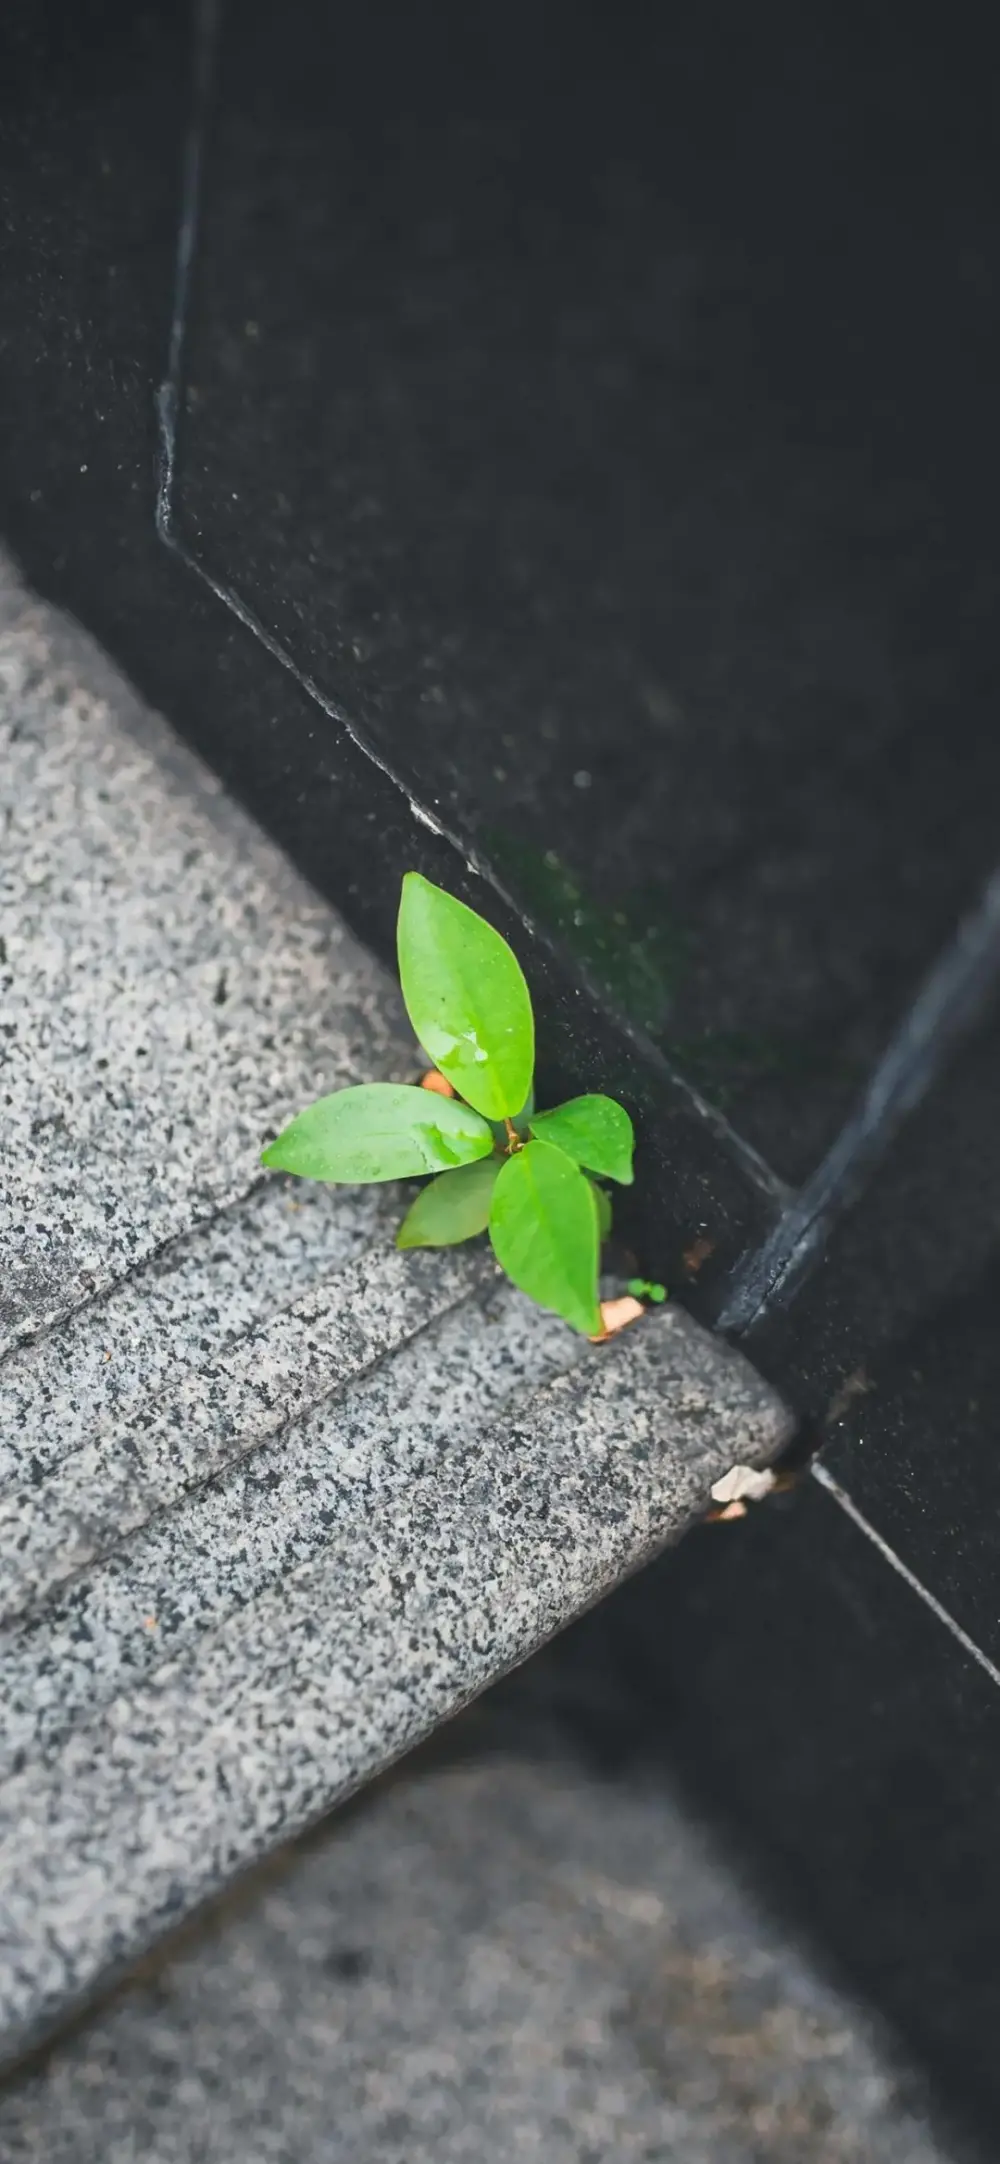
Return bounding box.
[0,565,791,2069]
[0,1177,393,1490]
[0,1279,587,1779]
[0,1301,789,2063]
[0,1750,966,2164]
[0,1234,489,1622]
[0,553,413,1354]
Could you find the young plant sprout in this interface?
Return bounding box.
[627,1277,667,1304]
[262,873,647,1337]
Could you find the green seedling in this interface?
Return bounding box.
[262,872,640,1336]
[626,1277,668,1304]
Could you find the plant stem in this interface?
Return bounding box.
[503,1118,522,1153]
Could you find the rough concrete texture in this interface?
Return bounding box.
[0,554,413,1353]
[0,1748,966,2164]
[0,561,792,2063]
[0,1296,788,2062]
[0,1277,586,1778]
[0,1233,490,1621]
[0,1176,393,1490]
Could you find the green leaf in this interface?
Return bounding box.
[489,1138,602,1336]
[397,872,534,1121]
[529,1094,634,1184]
[590,1180,613,1241]
[396,1156,501,1248]
[261,1083,493,1184]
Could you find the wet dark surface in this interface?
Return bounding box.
[744,1006,1000,1416]
[3,0,1000,2143]
[493,1476,1000,2158]
[0,0,783,1309]
[174,1,1000,1183]
[823,1251,1000,1671]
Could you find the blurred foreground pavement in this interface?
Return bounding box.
[0,1727,974,2164]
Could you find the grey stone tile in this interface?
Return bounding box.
[0,1279,585,1778]
[0,557,413,1355]
[0,1237,489,1622]
[0,1305,788,2059]
[0,1177,393,1492]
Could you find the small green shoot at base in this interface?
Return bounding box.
[626,1277,668,1303]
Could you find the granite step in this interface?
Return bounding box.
[0,1292,787,2063]
[0,1177,394,1494]
[0,1227,490,1622]
[0,555,411,1358]
[0,557,791,2066]
[0,1267,582,1778]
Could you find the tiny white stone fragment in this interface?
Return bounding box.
[710,1463,778,1505]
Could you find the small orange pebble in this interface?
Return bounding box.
[706,1499,748,1523]
[682,1234,716,1278]
[420,1068,457,1098]
[142,1616,158,1631]
[590,1294,645,1342]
